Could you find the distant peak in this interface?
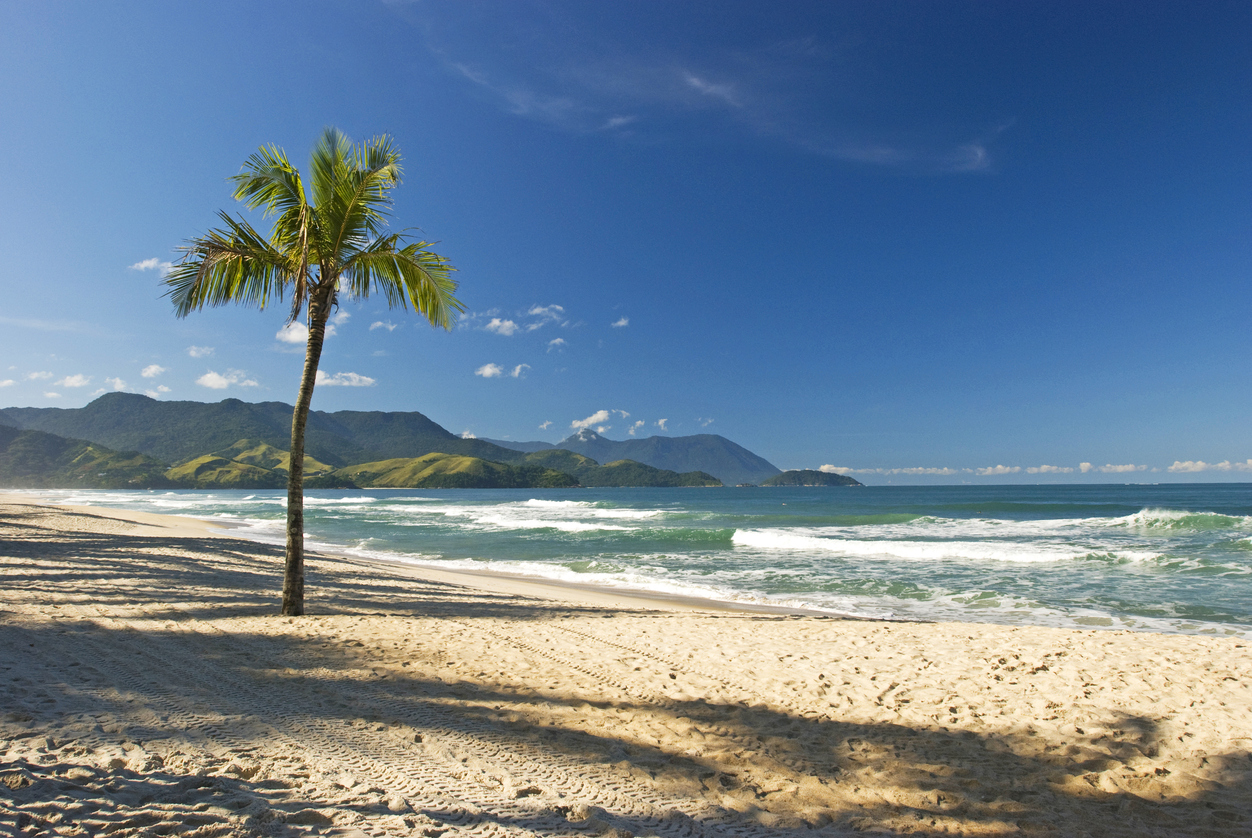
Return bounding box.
[565,428,604,443]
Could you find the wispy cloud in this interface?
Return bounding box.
[422,12,1001,173]
[526,304,568,331]
[26,371,53,380]
[104,377,127,391]
[1026,465,1074,474]
[684,72,740,107]
[656,418,668,431]
[460,429,477,439]
[55,374,90,388]
[547,338,567,352]
[370,320,399,332]
[187,346,214,358]
[697,417,714,427]
[475,363,504,378]
[44,392,61,398]
[510,364,530,378]
[141,364,166,378]
[0,316,99,334]
[196,369,258,390]
[0,380,13,387]
[316,371,376,387]
[628,419,645,436]
[611,316,629,328]
[145,385,171,398]
[539,420,552,430]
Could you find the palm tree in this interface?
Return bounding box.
[164,127,462,616]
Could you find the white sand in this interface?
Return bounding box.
[1,497,1249,836]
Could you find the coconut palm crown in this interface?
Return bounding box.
[164,127,462,615]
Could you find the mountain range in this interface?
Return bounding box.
[483,428,781,487]
[0,393,786,486]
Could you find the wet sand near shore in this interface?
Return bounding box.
[1,497,1249,836]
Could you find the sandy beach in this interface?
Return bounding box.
[1,496,1249,837]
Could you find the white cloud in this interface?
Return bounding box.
[26,371,53,380]
[838,466,962,476]
[276,323,308,344]
[187,346,214,358]
[1167,459,1252,473]
[460,429,477,439]
[547,338,566,352]
[975,465,1021,476]
[526,304,567,331]
[1097,463,1146,473]
[55,374,90,388]
[196,369,258,390]
[628,420,645,436]
[0,379,12,387]
[145,385,171,398]
[510,364,530,378]
[277,320,338,344]
[485,318,519,336]
[571,409,612,430]
[44,392,61,398]
[612,409,630,419]
[611,316,629,328]
[104,377,127,391]
[1079,462,1094,473]
[370,320,398,332]
[656,418,668,431]
[129,257,173,275]
[697,417,714,427]
[315,371,376,387]
[1026,465,1074,474]
[331,310,350,326]
[539,420,552,430]
[475,363,504,378]
[141,364,166,378]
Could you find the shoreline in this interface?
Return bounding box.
[0,491,853,618]
[2,495,1250,835]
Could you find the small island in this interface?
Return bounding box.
[760,469,863,487]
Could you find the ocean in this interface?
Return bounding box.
[40,483,1252,637]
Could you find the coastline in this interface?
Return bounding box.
[1,496,1250,835]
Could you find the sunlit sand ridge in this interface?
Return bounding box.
[1,497,1249,836]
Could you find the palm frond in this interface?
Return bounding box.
[163,212,298,317]
[343,236,462,329]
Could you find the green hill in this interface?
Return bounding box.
[336,453,578,489]
[0,425,175,489]
[166,454,288,489]
[213,439,334,474]
[522,449,721,487]
[761,469,863,487]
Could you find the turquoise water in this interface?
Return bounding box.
[42,483,1252,636]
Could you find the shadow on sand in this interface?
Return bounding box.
[2,506,1249,836]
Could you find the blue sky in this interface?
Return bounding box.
[0,0,1248,483]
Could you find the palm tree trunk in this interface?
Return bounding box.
[282,288,333,616]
